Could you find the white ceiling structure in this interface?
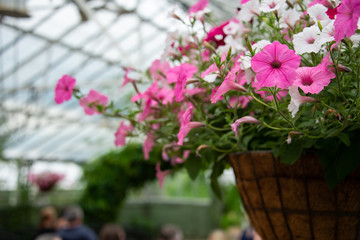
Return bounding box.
[0,0,239,164]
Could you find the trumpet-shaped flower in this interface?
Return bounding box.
[177,107,204,145]
[210,64,247,103]
[167,63,198,102]
[237,0,260,22]
[149,59,170,82]
[188,0,210,20]
[259,0,285,13]
[114,121,133,147]
[293,26,333,54]
[120,67,136,89]
[156,163,171,188]
[293,63,335,94]
[308,4,331,24]
[79,90,108,115]
[143,132,155,160]
[204,21,230,46]
[231,116,261,137]
[334,0,360,41]
[251,41,301,89]
[288,86,317,117]
[54,75,76,104]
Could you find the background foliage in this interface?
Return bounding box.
[79,144,160,230]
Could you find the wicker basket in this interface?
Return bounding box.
[229,151,360,240]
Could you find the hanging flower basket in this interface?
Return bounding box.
[229,151,360,240]
[28,171,64,192]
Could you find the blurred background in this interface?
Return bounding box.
[0,0,247,239]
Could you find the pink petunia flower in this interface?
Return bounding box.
[177,107,204,145]
[334,0,360,41]
[231,116,261,137]
[210,64,247,103]
[156,163,171,188]
[149,59,170,82]
[292,63,335,94]
[114,121,133,147]
[54,75,76,104]
[143,132,155,160]
[79,90,108,115]
[251,41,301,89]
[188,0,210,20]
[120,67,136,89]
[288,86,317,117]
[167,63,198,102]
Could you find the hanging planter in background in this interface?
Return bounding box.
[229,151,360,240]
[0,0,30,18]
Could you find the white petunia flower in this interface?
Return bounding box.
[350,34,360,47]
[252,40,271,53]
[293,25,332,54]
[237,0,260,22]
[204,73,218,83]
[288,86,317,117]
[259,0,286,13]
[308,4,330,26]
[224,35,246,51]
[279,8,301,28]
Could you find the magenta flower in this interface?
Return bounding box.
[166,63,198,102]
[54,75,76,104]
[177,107,204,145]
[251,41,301,89]
[334,0,360,41]
[28,172,64,192]
[204,21,230,47]
[156,163,171,188]
[143,132,155,160]
[188,0,209,15]
[210,64,246,103]
[149,59,170,82]
[231,116,261,137]
[292,64,335,94]
[120,67,136,89]
[79,90,108,115]
[114,121,133,147]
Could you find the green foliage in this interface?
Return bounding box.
[79,144,161,229]
[219,184,245,229]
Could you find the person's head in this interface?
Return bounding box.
[62,205,84,227]
[99,224,126,240]
[207,229,226,240]
[158,224,183,240]
[38,206,57,229]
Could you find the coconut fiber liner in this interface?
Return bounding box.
[229,151,360,240]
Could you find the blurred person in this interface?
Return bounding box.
[226,226,242,240]
[239,226,261,240]
[158,224,183,240]
[57,205,98,240]
[207,229,226,240]
[99,224,126,240]
[33,206,61,240]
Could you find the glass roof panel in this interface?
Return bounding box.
[1,0,238,165]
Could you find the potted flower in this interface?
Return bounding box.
[54,0,360,239]
[28,171,64,192]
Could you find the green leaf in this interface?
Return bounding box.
[211,178,222,200]
[336,132,351,147]
[185,155,202,180]
[279,139,302,164]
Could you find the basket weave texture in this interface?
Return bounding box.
[229,151,360,240]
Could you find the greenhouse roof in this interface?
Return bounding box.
[0,0,238,163]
